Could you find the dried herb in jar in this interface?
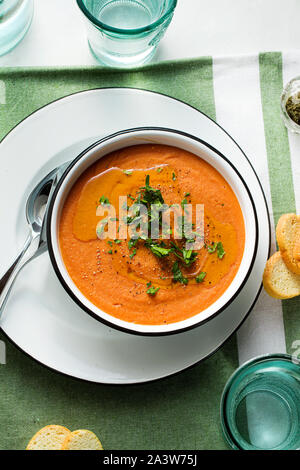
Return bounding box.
[286,92,300,125]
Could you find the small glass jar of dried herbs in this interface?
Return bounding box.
[281,76,300,134]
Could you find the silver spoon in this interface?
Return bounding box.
[0,161,70,319]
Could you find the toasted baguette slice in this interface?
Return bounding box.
[276,213,300,274]
[61,429,103,450]
[26,425,71,450]
[263,251,300,299]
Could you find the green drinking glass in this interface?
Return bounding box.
[221,354,300,450]
[76,0,177,68]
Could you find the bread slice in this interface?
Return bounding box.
[263,251,300,299]
[276,213,300,274]
[61,430,103,450]
[26,425,71,450]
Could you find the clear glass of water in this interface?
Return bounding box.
[221,354,300,450]
[76,0,177,67]
[0,0,34,56]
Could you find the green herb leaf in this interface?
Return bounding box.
[181,198,188,209]
[147,243,173,258]
[172,172,176,181]
[129,249,137,260]
[114,239,121,245]
[156,167,163,173]
[108,250,113,254]
[182,248,198,266]
[123,169,133,176]
[140,175,164,205]
[196,272,206,283]
[99,195,109,205]
[124,214,142,225]
[207,242,217,253]
[128,238,138,250]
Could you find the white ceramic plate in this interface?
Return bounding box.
[0,88,270,384]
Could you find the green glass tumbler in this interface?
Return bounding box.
[221,354,300,450]
[76,0,177,68]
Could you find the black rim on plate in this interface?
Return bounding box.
[0,88,271,384]
[46,126,259,337]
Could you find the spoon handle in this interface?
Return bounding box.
[0,233,40,319]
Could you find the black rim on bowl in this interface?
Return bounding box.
[46,126,259,337]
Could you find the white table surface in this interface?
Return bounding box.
[0,0,299,66]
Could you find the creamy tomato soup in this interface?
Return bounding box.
[59,144,245,325]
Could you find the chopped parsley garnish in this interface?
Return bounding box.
[128,238,138,250]
[147,286,160,296]
[96,217,109,237]
[99,195,109,205]
[147,243,173,258]
[217,242,226,259]
[207,241,226,259]
[107,241,113,247]
[156,167,163,173]
[124,215,141,225]
[114,239,121,245]
[123,169,133,176]
[141,175,164,205]
[172,261,188,285]
[207,242,217,253]
[181,248,198,266]
[181,198,188,209]
[108,250,113,254]
[112,176,226,290]
[196,272,206,283]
